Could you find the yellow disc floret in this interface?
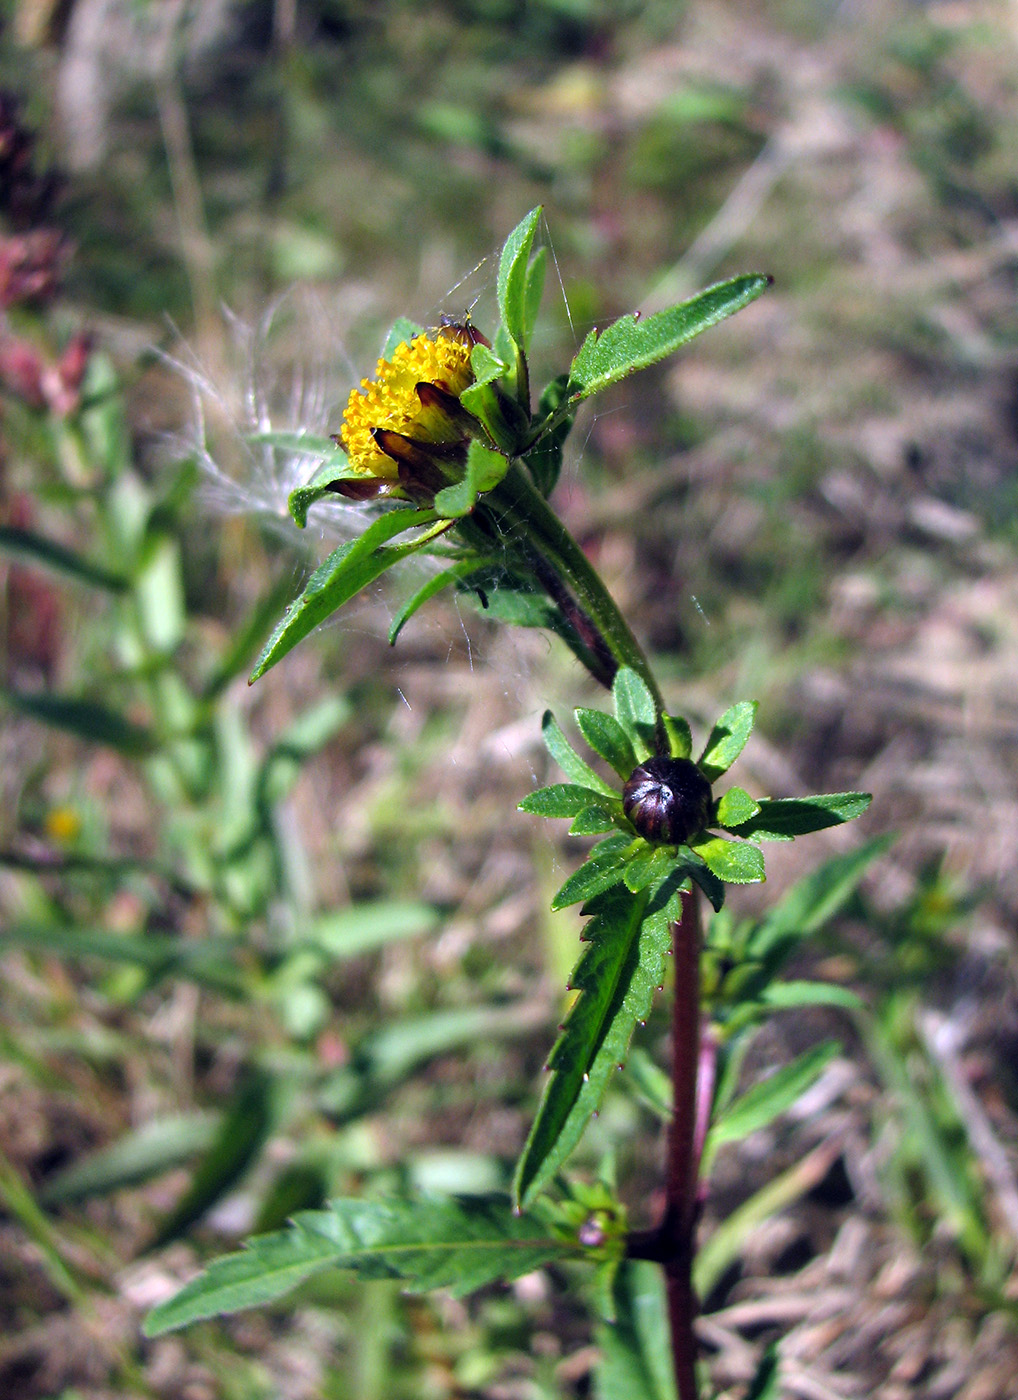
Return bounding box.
[340,326,476,482]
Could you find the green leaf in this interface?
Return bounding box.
[150,1069,277,1249]
[761,981,863,1012]
[691,836,765,885]
[551,834,631,909]
[595,1261,676,1400]
[0,524,128,592]
[746,836,892,961]
[567,274,771,401]
[381,317,425,358]
[706,1040,841,1156]
[746,1346,781,1400]
[0,923,243,992]
[622,846,674,893]
[388,560,480,644]
[0,687,156,756]
[541,711,618,796]
[433,440,508,517]
[288,450,366,528]
[304,902,439,959]
[663,714,691,761]
[519,783,614,818]
[497,206,543,353]
[40,1113,218,1205]
[515,881,679,1206]
[698,700,757,781]
[730,792,872,840]
[570,806,619,836]
[574,707,638,779]
[715,785,760,828]
[144,1195,569,1335]
[612,668,658,761]
[523,372,573,495]
[250,508,443,681]
[684,852,727,912]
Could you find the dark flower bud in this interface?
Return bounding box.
[622,756,712,845]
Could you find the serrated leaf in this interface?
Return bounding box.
[716,785,760,828]
[541,711,618,796]
[515,882,678,1206]
[595,1260,677,1400]
[731,792,872,840]
[433,441,508,517]
[0,687,156,756]
[612,668,658,760]
[0,524,128,592]
[497,206,543,353]
[570,806,619,836]
[699,701,757,781]
[251,509,443,681]
[519,783,615,818]
[706,1040,841,1157]
[551,835,631,910]
[663,713,691,760]
[567,274,771,401]
[692,836,765,885]
[288,451,364,528]
[144,1195,569,1335]
[380,317,425,358]
[574,707,638,779]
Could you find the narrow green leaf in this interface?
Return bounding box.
[388,561,480,644]
[304,902,439,959]
[0,524,128,592]
[541,711,618,796]
[761,981,863,1012]
[699,701,757,781]
[381,317,425,358]
[497,206,543,352]
[707,1040,841,1154]
[40,1113,218,1205]
[575,708,638,779]
[731,792,872,840]
[0,923,243,992]
[663,714,691,760]
[746,835,892,960]
[691,836,765,885]
[746,1346,781,1400]
[551,835,631,910]
[0,687,156,756]
[250,508,441,681]
[715,785,760,828]
[515,881,679,1206]
[523,246,547,349]
[612,668,658,760]
[519,783,614,818]
[433,441,508,517]
[150,1069,277,1249]
[144,1195,569,1335]
[567,274,771,401]
[595,1260,677,1400]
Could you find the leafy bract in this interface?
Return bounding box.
[551,833,632,909]
[691,836,765,885]
[715,786,760,828]
[251,508,446,681]
[388,560,480,644]
[519,784,618,819]
[541,710,618,796]
[381,316,425,357]
[611,668,657,761]
[698,700,757,781]
[567,274,771,402]
[433,440,508,518]
[287,448,364,528]
[515,880,680,1206]
[574,707,637,779]
[497,206,543,354]
[730,792,872,840]
[144,1195,569,1335]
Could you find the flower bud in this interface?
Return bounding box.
[622,756,712,845]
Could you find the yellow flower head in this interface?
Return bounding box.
[337,322,483,498]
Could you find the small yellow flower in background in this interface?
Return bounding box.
[45,805,81,844]
[336,322,486,500]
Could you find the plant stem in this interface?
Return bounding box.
[485,462,666,717]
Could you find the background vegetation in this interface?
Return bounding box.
[2,1,1018,1396]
